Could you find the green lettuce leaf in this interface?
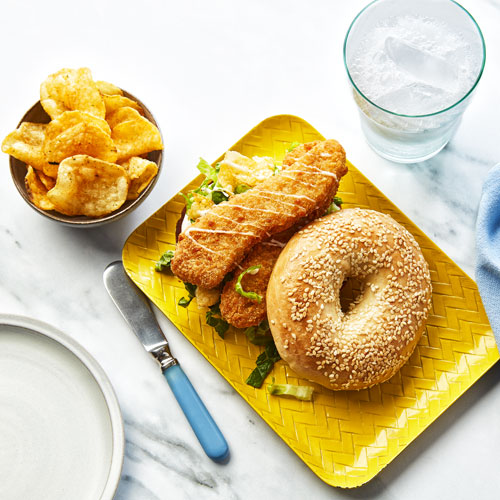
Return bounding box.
[235,265,262,302]
[206,303,230,339]
[211,190,229,204]
[246,342,281,388]
[155,250,175,273]
[325,196,343,215]
[267,378,314,401]
[178,282,197,308]
[235,184,250,194]
[244,319,272,345]
[196,158,219,183]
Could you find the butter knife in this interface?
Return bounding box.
[103,260,229,462]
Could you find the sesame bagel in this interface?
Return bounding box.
[266,208,432,390]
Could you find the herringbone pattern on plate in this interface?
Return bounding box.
[122,115,499,488]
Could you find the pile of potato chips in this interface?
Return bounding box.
[2,67,163,217]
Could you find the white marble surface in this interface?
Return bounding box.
[1,0,500,499]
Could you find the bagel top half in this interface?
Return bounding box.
[266,208,432,391]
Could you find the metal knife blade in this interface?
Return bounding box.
[103,260,176,369]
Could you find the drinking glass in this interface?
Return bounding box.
[343,0,485,163]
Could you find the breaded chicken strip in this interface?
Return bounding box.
[219,225,299,328]
[171,139,347,289]
[282,141,320,168]
[220,242,282,328]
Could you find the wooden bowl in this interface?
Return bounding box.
[9,91,163,227]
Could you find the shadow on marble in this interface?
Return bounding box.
[56,217,135,256]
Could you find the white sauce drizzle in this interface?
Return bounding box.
[285,169,338,180]
[211,212,270,236]
[227,204,282,215]
[262,239,286,248]
[185,227,255,237]
[184,226,256,254]
[184,233,220,254]
[257,189,316,203]
[309,164,338,179]
[279,173,316,188]
[253,192,307,213]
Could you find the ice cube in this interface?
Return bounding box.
[375,82,450,115]
[385,36,458,89]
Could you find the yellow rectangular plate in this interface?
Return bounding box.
[122,115,499,488]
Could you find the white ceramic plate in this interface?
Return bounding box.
[0,314,124,500]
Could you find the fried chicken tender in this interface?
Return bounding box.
[220,243,281,328]
[171,139,347,289]
[219,226,297,328]
[282,141,320,168]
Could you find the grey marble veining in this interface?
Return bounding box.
[1,1,500,499]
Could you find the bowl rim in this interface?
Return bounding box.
[9,89,163,227]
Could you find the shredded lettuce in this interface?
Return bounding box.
[326,196,343,215]
[246,342,281,388]
[286,141,300,153]
[178,282,197,308]
[267,378,314,401]
[183,155,282,222]
[235,184,250,194]
[211,190,229,204]
[244,319,272,345]
[181,158,229,222]
[235,265,262,302]
[196,158,219,183]
[326,203,340,214]
[205,303,230,339]
[155,250,175,273]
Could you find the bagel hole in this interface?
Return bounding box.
[339,277,364,314]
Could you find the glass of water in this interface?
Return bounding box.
[343,0,485,163]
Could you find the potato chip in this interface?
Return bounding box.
[40,68,105,119]
[106,106,143,129]
[1,122,50,172]
[45,110,111,138]
[47,155,128,216]
[108,107,163,161]
[103,95,143,117]
[43,162,59,179]
[3,68,163,219]
[120,156,158,200]
[96,80,123,96]
[25,166,56,211]
[43,121,118,172]
[37,170,56,190]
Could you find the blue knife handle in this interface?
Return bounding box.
[164,363,229,462]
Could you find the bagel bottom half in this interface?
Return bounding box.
[266,208,432,391]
